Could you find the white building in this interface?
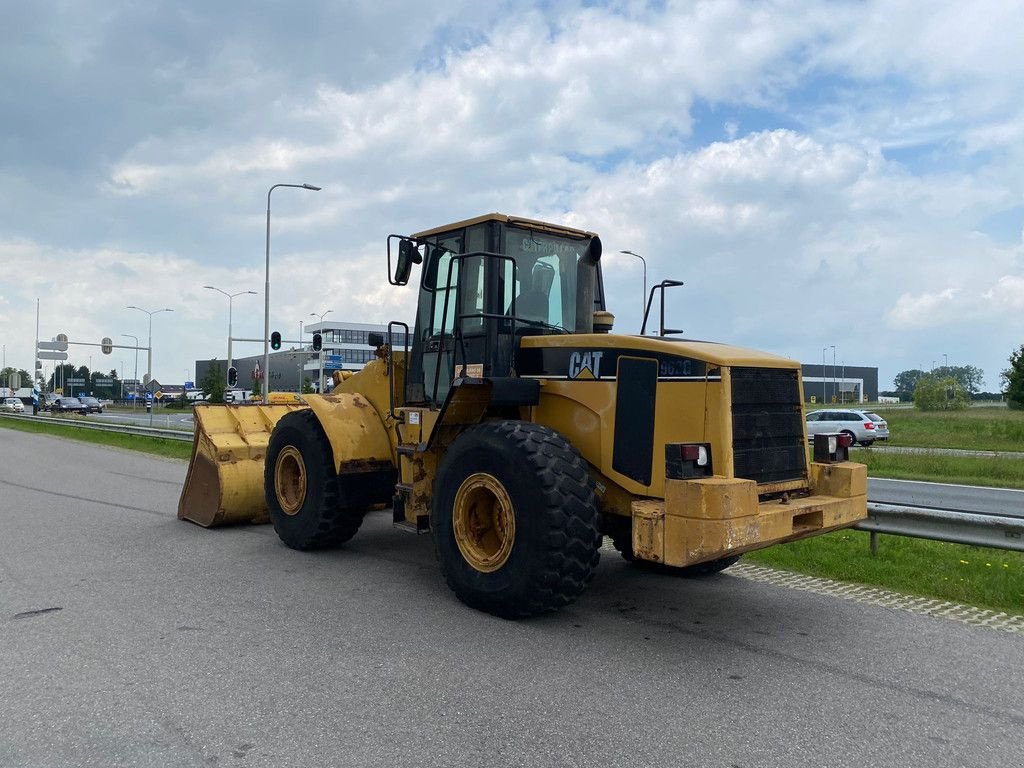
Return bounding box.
[303,320,411,385]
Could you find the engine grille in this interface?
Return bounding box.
[731,367,807,485]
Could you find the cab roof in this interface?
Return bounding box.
[412,213,596,241]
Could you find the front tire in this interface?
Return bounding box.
[265,410,364,550]
[432,421,601,618]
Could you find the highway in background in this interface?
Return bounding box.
[869,477,1024,519]
[2,430,1021,768]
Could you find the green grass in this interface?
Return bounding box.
[0,417,192,460]
[854,449,1024,489]
[746,530,1024,615]
[871,405,1024,452]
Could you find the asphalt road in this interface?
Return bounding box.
[2,432,1023,768]
[869,477,1024,520]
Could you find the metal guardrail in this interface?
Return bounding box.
[0,411,193,442]
[857,503,1024,553]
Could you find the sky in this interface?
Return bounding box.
[1,0,1022,392]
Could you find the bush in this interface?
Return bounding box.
[914,376,969,411]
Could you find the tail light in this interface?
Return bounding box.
[864,422,875,430]
[666,443,713,479]
[814,433,851,463]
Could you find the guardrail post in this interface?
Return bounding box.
[869,531,879,555]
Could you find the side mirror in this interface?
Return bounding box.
[390,238,423,286]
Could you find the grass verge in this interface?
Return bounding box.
[872,406,1024,452]
[0,417,191,460]
[853,450,1024,489]
[745,529,1024,615]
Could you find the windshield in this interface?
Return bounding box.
[502,227,592,331]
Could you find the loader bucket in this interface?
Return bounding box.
[177,403,308,527]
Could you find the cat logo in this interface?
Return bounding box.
[568,350,604,380]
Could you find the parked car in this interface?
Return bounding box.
[806,409,889,446]
[78,396,104,413]
[51,396,89,415]
[0,397,25,413]
[38,393,59,411]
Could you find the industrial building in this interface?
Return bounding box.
[800,363,878,404]
[195,321,409,393]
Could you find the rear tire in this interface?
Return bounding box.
[432,421,601,618]
[841,429,858,447]
[265,410,364,550]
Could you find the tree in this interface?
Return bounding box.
[893,369,927,400]
[1,366,31,389]
[914,376,969,411]
[1002,345,1024,409]
[200,363,226,404]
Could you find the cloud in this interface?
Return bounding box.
[2,0,1024,394]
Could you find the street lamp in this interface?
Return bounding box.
[310,309,333,393]
[126,306,172,384]
[121,333,140,410]
[264,182,321,400]
[943,353,948,371]
[619,250,647,326]
[829,345,836,404]
[822,347,827,403]
[204,285,257,383]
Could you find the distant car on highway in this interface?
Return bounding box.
[78,396,104,413]
[51,396,89,415]
[806,409,889,446]
[0,397,25,413]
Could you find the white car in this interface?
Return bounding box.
[806,409,890,446]
[0,397,25,413]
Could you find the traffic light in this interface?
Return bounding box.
[227,366,237,387]
[270,331,282,350]
[312,333,322,352]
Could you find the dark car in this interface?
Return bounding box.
[79,396,104,413]
[38,393,59,411]
[51,396,88,415]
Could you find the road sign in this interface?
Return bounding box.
[11,372,21,389]
[38,340,69,351]
[326,355,343,365]
[101,336,113,354]
[96,378,113,386]
[38,351,69,361]
[56,333,68,343]
[68,378,85,385]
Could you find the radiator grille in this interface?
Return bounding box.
[731,367,806,484]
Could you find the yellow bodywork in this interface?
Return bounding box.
[177,327,867,568]
[177,404,307,527]
[178,356,402,528]
[632,463,867,566]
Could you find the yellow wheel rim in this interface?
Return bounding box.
[453,472,516,573]
[275,446,307,516]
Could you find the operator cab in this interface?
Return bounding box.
[388,213,605,406]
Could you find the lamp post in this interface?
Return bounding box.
[264,182,322,400]
[619,250,647,327]
[310,309,332,393]
[822,347,827,403]
[204,285,257,383]
[830,345,836,404]
[126,306,172,385]
[121,333,140,410]
[943,353,948,371]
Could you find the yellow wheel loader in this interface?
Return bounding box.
[179,213,867,618]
